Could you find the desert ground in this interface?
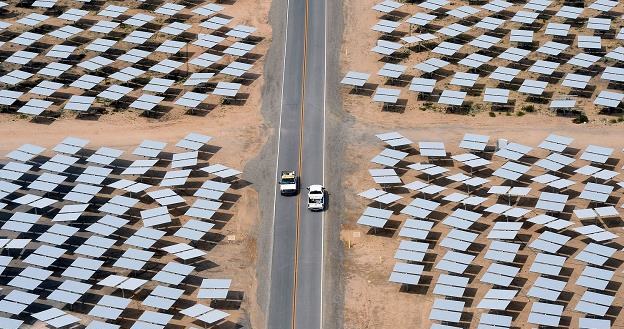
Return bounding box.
[341,0,624,121]
[0,0,272,327]
[338,0,624,328]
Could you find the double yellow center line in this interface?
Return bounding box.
[291,0,310,327]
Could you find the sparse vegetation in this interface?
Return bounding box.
[573,113,589,124]
[521,105,535,113]
[489,112,496,117]
[516,111,525,117]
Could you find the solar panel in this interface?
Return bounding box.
[89,296,131,319]
[575,291,614,316]
[58,8,87,21]
[143,78,175,94]
[440,229,478,251]
[579,318,611,329]
[581,145,613,163]
[214,82,242,97]
[594,91,624,108]
[606,47,624,61]
[37,224,79,245]
[198,279,232,299]
[11,32,43,46]
[373,87,400,104]
[478,314,512,329]
[0,90,23,106]
[438,90,466,106]
[2,212,41,233]
[201,16,231,30]
[143,285,184,309]
[155,3,185,15]
[481,263,519,286]
[113,248,154,270]
[429,299,464,323]
[118,49,150,63]
[530,253,565,275]
[24,245,65,267]
[369,168,401,184]
[126,227,165,249]
[373,19,400,34]
[450,72,478,87]
[436,250,475,274]
[18,99,52,116]
[398,219,433,239]
[545,23,570,36]
[470,35,500,49]
[33,308,80,328]
[141,206,172,227]
[163,151,195,169]
[432,42,463,56]
[519,79,548,95]
[193,3,224,16]
[414,58,449,73]
[498,47,530,62]
[490,67,520,82]
[4,51,37,65]
[87,215,129,236]
[576,266,614,290]
[181,304,229,324]
[121,159,159,175]
[528,302,564,326]
[62,257,104,280]
[527,276,566,301]
[99,275,147,291]
[448,5,479,18]
[2,70,33,85]
[357,207,392,228]
[153,262,194,285]
[434,274,469,297]
[442,208,481,230]
[484,88,509,104]
[574,225,617,242]
[477,289,517,310]
[534,191,567,212]
[162,243,206,260]
[222,61,253,77]
[510,29,533,42]
[487,221,522,239]
[9,266,52,290]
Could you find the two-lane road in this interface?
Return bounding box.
[266,0,327,327]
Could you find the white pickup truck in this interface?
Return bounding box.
[279,170,298,195]
[307,185,325,211]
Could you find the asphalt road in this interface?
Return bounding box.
[266,0,326,327]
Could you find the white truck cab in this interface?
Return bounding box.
[307,185,325,211]
[279,171,298,195]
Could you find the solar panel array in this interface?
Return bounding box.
[343,0,624,116]
[0,133,243,327]
[0,0,262,121]
[358,131,624,328]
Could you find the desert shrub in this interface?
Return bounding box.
[573,113,589,124]
[521,105,535,112]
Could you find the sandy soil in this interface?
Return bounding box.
[0,0,272,327]
[0,102,268,328]
[340,124,624,329]
[340,0,624,121]
[338,0,624,328]
[0,0,271,123]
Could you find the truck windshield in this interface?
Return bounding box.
[281,177,295,184]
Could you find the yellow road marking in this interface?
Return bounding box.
[291,0,310,327]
